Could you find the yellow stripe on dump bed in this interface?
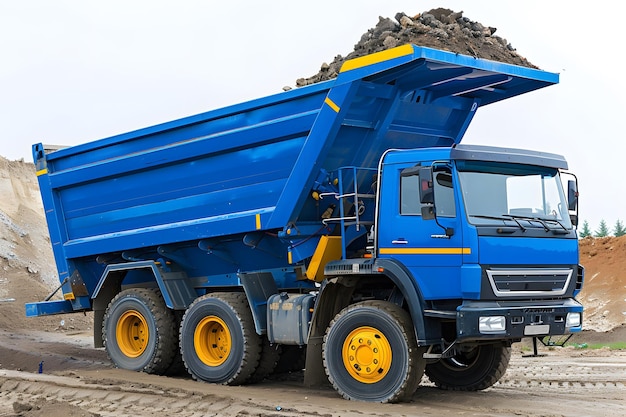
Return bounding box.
[340,44,414,73]
[36,168,48,176]
[324,97,340,113]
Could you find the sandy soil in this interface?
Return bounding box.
[0,329,624,417]
[578,236,626,332]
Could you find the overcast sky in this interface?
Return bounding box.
[1,0,624,231]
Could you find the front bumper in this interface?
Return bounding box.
[456,298,583,342]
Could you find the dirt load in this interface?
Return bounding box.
[1,8,625,417]
[296,8,536,87]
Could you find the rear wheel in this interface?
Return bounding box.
[323,301,425,402]
[274,344,306,374]
[164,311,186,376]
[179,292,261,385]
[425,344,511,391]
[102,288,177,374]
[248,337,281,383]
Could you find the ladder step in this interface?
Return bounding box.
[423,309,456,319]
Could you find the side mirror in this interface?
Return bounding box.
[421,205,435,220]
[419,167,434,204]
[567,180,578,211]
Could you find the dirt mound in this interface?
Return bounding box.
[578,236,626,332]
[297,8,536,86]
[0,157,92,333]
[0,157,57,289]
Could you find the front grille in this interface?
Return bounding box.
[575,265,584,292]
[486,268,573,297]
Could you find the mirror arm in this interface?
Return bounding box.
[435,216,454,237]
[422,205,455,236]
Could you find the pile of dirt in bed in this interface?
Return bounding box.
[297,8,536,86]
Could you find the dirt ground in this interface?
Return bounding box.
[0,329,624,417]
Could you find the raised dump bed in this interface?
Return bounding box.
[33,44,558,300]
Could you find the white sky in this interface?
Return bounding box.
[1,0,624,231]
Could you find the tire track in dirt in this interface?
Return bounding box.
[501,352,626,390]
[0,370,318,417]
[1,350,626,417]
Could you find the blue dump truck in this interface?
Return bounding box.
[28,45,583,402]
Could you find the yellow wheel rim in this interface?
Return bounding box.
[116,310,149,358]
[194,316,232,367]
[342,326,392,384]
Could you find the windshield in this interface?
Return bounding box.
[457,161,572,229]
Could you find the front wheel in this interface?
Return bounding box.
[425,344,511,391]
[323,301,425,403]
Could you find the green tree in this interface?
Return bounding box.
[594,219,609,237]
[614,219,626,237]
[579,220,591,238]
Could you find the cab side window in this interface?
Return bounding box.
[433,170,456,217]
[399,167,456,217]
[400,175,420,215]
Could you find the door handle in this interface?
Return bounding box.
[392,239,408,244]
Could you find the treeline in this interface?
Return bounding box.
[579,219,625,238]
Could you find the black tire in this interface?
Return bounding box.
[247,337,281,383]
[179,292,261,385]
[274,344,306,374]
[322,301,425,403]
[164,310,186,376]
[102,288,177,374]
[425,344,511,391]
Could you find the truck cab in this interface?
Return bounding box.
[377,144,582,343]
[306,143,582,399]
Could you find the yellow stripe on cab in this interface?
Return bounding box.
[379,247,471,255]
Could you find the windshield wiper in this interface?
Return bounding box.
[471,214,570,234]
[471,214,526,231]
[506,214,570,233]
[506,214,550,231]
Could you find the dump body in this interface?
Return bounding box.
[32,45,558,314]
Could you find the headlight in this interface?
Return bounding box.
[479,316,506,333]
[566,312,581,328]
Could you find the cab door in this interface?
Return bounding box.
[377,162,465,300]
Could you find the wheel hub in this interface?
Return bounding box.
[342,326,392,383]
[194,316,232,367]
[116,309,148,358]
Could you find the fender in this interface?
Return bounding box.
[372,257,433,344]
[303,257,433,386]
[91,260,196,347]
